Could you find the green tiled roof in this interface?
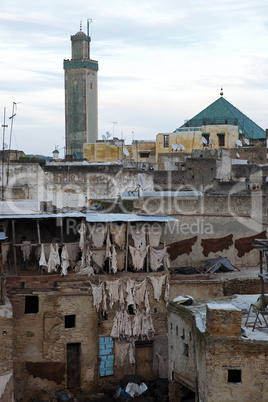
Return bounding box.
[176,97,265,139]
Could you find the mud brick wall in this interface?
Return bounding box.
[0,309,13,373]
[5,272,169,399]
[223,277,268,296]
[206,304,242,337]
[204,337,268,402]
[5,275,100,400]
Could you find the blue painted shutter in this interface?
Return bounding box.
[99,336,114,377]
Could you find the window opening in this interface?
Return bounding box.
[101,312,108,321]
[65,314,76,328]
[218,133,225,147]
[128,305,135,315]
[25,295,39,314]
[228,369,241,383]
[183,343,189,357]
[163,135,169,148]
[140,152,150,158]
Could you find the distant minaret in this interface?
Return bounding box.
[64,21,98,157]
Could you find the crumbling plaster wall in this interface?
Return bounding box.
[168,307,197,392]
[3,163,47,201]
[44,166,154,208]
[135,194,267,268]
[10,285,99,400]
[168,304,268,402]
[6,273,169,399]
[0,297,14,401]
[204,338,268,402]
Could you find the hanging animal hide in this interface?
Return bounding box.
[167,236,197,261]
[235,230,266,257]
[201,234,233,257]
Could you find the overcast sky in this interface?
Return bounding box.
[0,0,268,157]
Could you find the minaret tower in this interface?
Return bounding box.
[64,21,98,157]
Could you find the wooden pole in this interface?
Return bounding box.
[108,223,111,274]
[164,222,167,271]
[60,218,64,244]
[0,243,2,276]
[125,222,129,271]
[12,220,17,275]
[36,220,42,275]
[146,225,149,272]
[37,220,41,244]
[260,249,265,311]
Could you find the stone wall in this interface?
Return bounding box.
[0,297,14,400]
[5,272,169,400]
[169,302,268,402]
[205,337,268,402]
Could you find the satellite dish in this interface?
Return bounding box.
[235,139,242,147]
[236,153,240,158]
[3,143,8,149]
[202,137,208,145]
[209,137,215,146]
[171,144,177,151]
[180,144,185,151]
[244,138,250,145]
[138,173,148,191]
[175,144,181,151]
[123,147,129,157]
[106,132,111,138]
[102,134,107,141]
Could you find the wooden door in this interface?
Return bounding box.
[135,342,153,380]
[67,343,81,388]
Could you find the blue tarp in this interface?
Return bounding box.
[205,257,238,273]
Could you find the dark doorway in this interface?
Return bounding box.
[67,343,81,388]
[135,341,153,380]
[181,384,195,401]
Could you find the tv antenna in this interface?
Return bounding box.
[111,121,117,137]
[7,101,20,184]
[209,137,215,146]
[1,107,8,200]
[235,139,242,147]
[138,173,150,192]
[123,147,129,157]
[202,136,208,146]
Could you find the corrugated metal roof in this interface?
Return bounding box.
[0,212,178,223]
[121,190,202,200]
[85,213,178,222]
